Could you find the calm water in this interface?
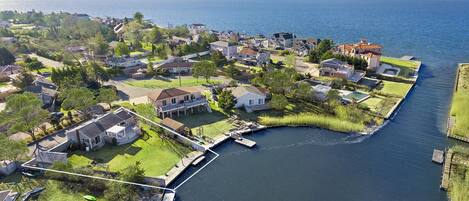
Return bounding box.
[2,0,469,200]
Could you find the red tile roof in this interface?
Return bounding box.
[239,47,258,56]
[148,87,201,101]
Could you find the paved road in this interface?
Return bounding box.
[28,53,64,68]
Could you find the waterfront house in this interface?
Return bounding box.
[0,65,21,80]
[217,31,241,42]
[312,84,332,101]
[319,58,355,79]
[337,39,382,69]
[210,41,238,59]
[293,38,317,56]
[148,87,211,118]
[188,23,207,35]
[105,57,146,76]
[157,58,194,74]
[272,32,295,49]
[228,86,269,111]
[238,47,271,66]
[65,108,140,150]
[24,76,59,109]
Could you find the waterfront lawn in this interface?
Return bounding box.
[448,146,469,200]
[361,95,398,117]
[68,123,191,177]
[376,80,413,98]
[175,110,234,139]
[116,102,161,122]
[124,76,220,89]
[380,56,419,69]
[450,64,469,137]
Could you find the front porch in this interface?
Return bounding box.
[157,98,211,118]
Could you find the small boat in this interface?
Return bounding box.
[83,195,97,201]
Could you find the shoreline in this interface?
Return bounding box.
[446,63,469,143]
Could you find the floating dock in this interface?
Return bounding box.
[191,156,205,166]
[440,149,453,190]
[234,138,256,148]
[432,149,444,164]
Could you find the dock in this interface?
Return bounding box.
[191,156,205,166]
[234,138,256,148]
[432,149,444,164]
[440,149,453,190]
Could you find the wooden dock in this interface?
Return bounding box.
[234,138,256,148]
[432,149,444,164]
[440,149,453,190]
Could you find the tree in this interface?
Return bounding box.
[295,82,313,101]
[86,62,109,83]
[270,94,288,110]
[24,57,44,73]
[97,88,118,108]
[119,161,145,183]
[12,70,34,89]
[192,61,217,82]
[144,27,163,44]
[217,90,236,111]
[104,183,139,201]
[60,87,97,115]
[146,61,155,77]
[0,135,28,161]
[285,54,296,68]
[0,47,15,65]
[0,92,49,140]
[320,50,334,61]
[211,50,227,67]
[224,63,240,78]
[90,32,109,56]
[133,12,144,24]
[316,39,334,55]
[114,42,130,57]
[124,21,143,49]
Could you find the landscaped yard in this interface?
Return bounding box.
[377,80,413,98]
[380,56,420,69]
[175,109,234,139]
[450,64,469,137]
[68,123,191,177]
[362,95,399,117]
[124,76,222,89]
[448,146,469,200]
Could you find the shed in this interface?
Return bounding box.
[161,118,187,134]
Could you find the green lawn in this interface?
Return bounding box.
[130,51,145,57]
[377,80,413,98]
[380,56,420,69]
[450,64,469,137]
[68,123,191,177]
[361,95,399,117]
[38,66,55,74]
[124,77,220,89]
[174,108,234,139]
[0,81,8,87]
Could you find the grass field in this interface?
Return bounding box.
[450,64,469,137]
[448,146,469,200]
[175,107,234,139]
[377,80,413,98]
[361,95,399,117]
[68,123,191,177]
[0,81,8,87]
[124,77,220,89]
[380,56,420,69]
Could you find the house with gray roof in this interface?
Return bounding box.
[227,86,269,111]
[65,108,141,150]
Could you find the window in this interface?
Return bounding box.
[162,100,167,106]
[191,94,195,100]
[249,99,254,105]
[95,136,101,144]
[172,98,177,104]
[258,99,263,105]
[184,95,189,101]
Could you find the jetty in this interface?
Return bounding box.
[234,137,256,148]
[191,156,206,166]
[440,149,453,190]
[432,149,444,164]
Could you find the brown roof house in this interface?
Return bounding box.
[157,58,195,74]
[148,87,211,118]
[238,47,270,66]
[337,39,383,70]
[161,117,191,135]
[66,108,141,150]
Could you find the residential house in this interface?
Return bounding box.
[210,41,238,59]
[319,58,355,79]
[238,47,270,66]
[272,32,295,49]
[312,84,332,101]
[66,108,141,150]
[0,190,18,201]
[293,38,317,56]
[25,77,59,108]
[0,20,10,29]
[148,87,211,118]
[0,160,16,176]
[0,65,21,80]
[157,58,194,74]
[228,86,269,111]
[188,23,207,35]
[217,31,240,42]
[337,39,383,69]
[105,57,146,75]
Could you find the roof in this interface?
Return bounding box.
[0,65,20,74]
[210,41,234,47]
[273,32,294,40]
[321,58,345,66]
[73,109,134,139]
[159,61,194,69]
[148,87,200,101]
[106,125,126,133]
[229,86,267,98]
[0,190,11,201]
[33,77,57,90]
[161,118,186,131]
[239,47,258,56]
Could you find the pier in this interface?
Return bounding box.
[234,137,256,148]
[440,149,453,190]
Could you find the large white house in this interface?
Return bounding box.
[210,41,238,59]
[228,86,268,109]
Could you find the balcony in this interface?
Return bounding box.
[158,98,208,113]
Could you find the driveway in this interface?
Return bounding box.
[27,129,68,156]
[105,78,156,100]
[28,53,64,68]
